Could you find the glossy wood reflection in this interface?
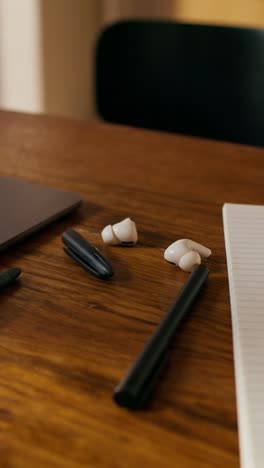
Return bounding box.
[0,111,263,467]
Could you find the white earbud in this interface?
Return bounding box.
[101,218,138,245]
[164,239,212,272]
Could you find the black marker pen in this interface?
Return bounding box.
[114,264,209,409]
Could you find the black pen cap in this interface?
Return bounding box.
[0,268,22,288]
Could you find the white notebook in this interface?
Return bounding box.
[223,203,264,468]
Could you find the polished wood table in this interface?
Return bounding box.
[0,111,264,468]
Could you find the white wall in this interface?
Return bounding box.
[0,0,101,118]
[0,0,172,119]
[0,0,43,112]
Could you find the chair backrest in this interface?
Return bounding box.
[96,20,264,147]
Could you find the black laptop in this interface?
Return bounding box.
[0,177,81,251]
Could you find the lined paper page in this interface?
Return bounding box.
[223,203,264,468]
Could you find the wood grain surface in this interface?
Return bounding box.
[0,111,263,468]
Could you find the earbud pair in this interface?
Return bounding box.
[164,239,212,272]
[101,218,212,272]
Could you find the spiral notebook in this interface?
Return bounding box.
[223,203,264,468]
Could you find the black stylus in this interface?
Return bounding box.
[113,264,209,409]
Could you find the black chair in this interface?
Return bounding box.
[95,20,264,147]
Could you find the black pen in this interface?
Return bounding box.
[113,264,209,409]
[0,268,22,289]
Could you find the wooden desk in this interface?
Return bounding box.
[0,111,264,468]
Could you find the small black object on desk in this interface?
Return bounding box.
[62,229,113,280]
[0,268,22,289]
[113,264,209,409]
